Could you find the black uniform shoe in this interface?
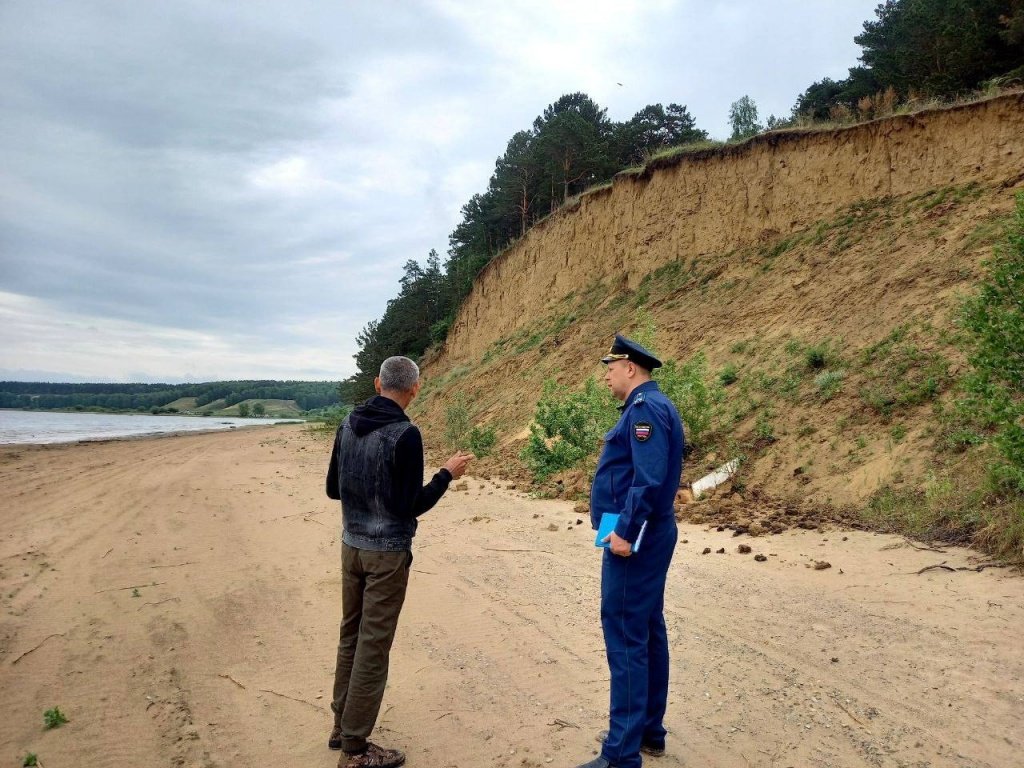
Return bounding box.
[574,757,612,768]
[596,729,666,757]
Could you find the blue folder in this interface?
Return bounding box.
[594,512,646,553]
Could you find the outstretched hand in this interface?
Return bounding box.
[443,451,474,480]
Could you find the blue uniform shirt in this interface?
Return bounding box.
[590,380,685,543]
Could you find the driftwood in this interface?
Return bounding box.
[914,561,1010,575]
[915,564,957,574]
[903,539,947,553]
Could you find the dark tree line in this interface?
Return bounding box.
[0,380,340,412]
[346,94,708,401]
[793,0,1024,119]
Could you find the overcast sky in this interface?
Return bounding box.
[0,0,880,383]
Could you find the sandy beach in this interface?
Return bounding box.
[1,424,1022,768]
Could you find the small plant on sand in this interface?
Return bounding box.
[131,588,141,598]
[631,315,721,448]
[957,192,1024,492]
[466,424,497,458]
[444,394,497,457]
[754,412,775,441]
[443,394,471,450]
[43,707,68,730]
[655,353,720,449]
[521,377,616,481]
[814,370,845,400]
[23,753,38,767]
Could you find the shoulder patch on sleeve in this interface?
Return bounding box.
[632,391,646,406]
[633,421,653,442]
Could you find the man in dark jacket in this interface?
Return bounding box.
[325,356,472,768]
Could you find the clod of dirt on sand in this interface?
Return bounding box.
[737,544,752,554]
[754,554,768,562]
[674,487,868,539]
[813,560,833,570]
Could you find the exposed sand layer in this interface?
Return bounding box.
[436,94,1024,369]
[1,425,1021,767]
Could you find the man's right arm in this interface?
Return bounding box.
[395,426,453,517]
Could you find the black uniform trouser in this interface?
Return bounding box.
[600,520,677,768]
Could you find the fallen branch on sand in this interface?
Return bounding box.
[482,547,554,554]
[904,538,946,553]
[95,581,166,593]
[913,561,1010,575]
[137,597,180,611]
[915,564,957,574]
[258,688,324,711]
[218,673,246,689]
[549,719,580,730]
[833,699,865,726]
[150,562,196,569]
[11,632,66,665]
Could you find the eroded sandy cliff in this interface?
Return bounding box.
[418,93,1024,506]
[435,94,1023,366]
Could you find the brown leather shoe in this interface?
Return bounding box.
[339,742,406,768]
[328,720,343,750]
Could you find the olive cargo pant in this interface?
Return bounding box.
[331,543,412,753]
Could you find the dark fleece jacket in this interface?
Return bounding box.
[325,395,451,518]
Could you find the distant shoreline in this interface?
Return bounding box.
[0,409,301,421]
[0,421,308,451]
[0,410,305,446]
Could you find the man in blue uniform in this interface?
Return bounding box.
[576,334,685,768]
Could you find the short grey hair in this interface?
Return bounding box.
[379,356,420,393]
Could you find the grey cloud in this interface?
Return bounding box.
[0,0,881,382]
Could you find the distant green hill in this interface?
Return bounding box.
[0,380,340,414]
